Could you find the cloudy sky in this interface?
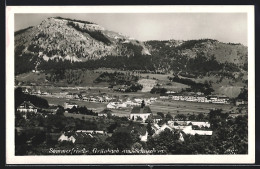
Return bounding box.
[15,13,247,45]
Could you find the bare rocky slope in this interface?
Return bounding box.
[15,17,150,62]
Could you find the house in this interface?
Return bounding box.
[153,124,173,136]
[190,121,211,128]
[66,93,74,99]
[166,91,176,94]
[76,130,106,135]
[58,133,70,142]
[167,121,213,136]
[69,132,94,144]
[152,123,160,131]
[236,99,246,106]
[139,131,148,142]
[41,91,49,95]
[107,102,117,109]
[134,98,143,104]
[159,96,169,99]
[130,106,152,122]
[124,100,140,107]
[37,90,41,95]
[98,109,114,117]
[152,115,163,123]
[58,132,94,144]
[151,124,185,142]
[107,102,127,109]
[182,126,212,135]
[17,101,38,113]
[64,102,78,109]
[23,88,32,94]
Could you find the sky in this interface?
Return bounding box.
[15,13,248,45]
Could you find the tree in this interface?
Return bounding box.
[147,128,180,154]
[157,112,164,119]
[107,122,120,133]
[107,112,112,119]
[56,106,65,116]
[147,122,154,136]
[188,113,196,120]
[31,131,46,146]
[165,113,173,121]
[109,131,134,150]
[197,113,205,121]
[175,114,187,121]
[237,87,248,101]
[141,100,145,108]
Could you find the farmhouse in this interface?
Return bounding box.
[153,124,173,135]
[130,105,152,122]
[190,121,211,128]
[17,101,38,113]
[182,126,213,136]
[58,132,94,144]
[150,124,185,142]
[64,102,78,109]
[107,102,127,109]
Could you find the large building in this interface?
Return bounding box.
[17,101,38,113]
[130,106,152,122]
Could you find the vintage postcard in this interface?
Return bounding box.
[6,5,255,164]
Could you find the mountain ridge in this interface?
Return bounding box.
[15,17,247,76]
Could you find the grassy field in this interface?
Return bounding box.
[41,92,242,119]
[150,100,236,116]
[64,112,100,120]
[41,96,107,112]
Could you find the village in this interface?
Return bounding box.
[22,86,234,107]
[16,96,213,145]
[15,74,248,155]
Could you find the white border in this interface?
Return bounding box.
[6,5,255,164]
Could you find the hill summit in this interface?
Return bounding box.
[15,17,150,62]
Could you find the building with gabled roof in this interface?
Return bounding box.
[17,101,38,113]
[130,106,152,122]
[64,102,78,109]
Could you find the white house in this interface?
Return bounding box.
[191,121,211,128]
[58,133,70,142]
[139,131,148,142]
[64,102,78,109]
[107,102,127,109]
[182,126,212,136]
[17,101,38,113]
[153,124,173,136]
[76,130,106,135]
